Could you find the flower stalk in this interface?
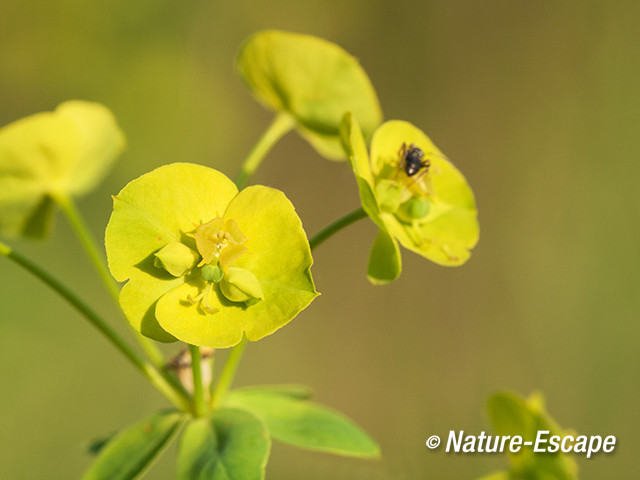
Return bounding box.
[211,337,248,409]
[309,208,368,250]
[234,113,295,189]
[210,207,368,407]
[55,193,166,369]
[0,241,191,412]
[189,345,207,416]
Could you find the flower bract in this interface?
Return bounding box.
[341,114,479,284]
[236,30,382,160]
[105,163,318,348]
[0,101,125,238]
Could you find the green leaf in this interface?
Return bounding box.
[177,408,270,480]
[0,101,125,238]
[86,433,116,456]
[237,30,382,160]
[81,410,185,480]
[227,389,380,458]
[229,384,314,400]
[367,229,402,285]
[488,393,536,439]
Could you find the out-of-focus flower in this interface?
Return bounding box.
[341,114,479,283]
[237,30,382,160]
[0,101,125,237]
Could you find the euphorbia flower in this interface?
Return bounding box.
[105,163,318,348]
[0,101,125,238]
[341,114,479,284]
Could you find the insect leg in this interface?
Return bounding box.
[395,142,408,181]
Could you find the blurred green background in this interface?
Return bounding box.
[1,1,638,478]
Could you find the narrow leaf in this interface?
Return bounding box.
[86,432,116,456]
[82,410,184,480]
[229,384,314,400]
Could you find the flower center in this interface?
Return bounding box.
[186,217,259,314]
[189,217,248,270]
[372,144,440,222]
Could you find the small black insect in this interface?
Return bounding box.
[399,143,431,178]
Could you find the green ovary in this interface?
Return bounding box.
[374,163,434,224]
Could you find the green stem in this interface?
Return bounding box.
[0,241,191,412]
[189,345,206,417]
[210,114,294,406]
[207,353,216,400]
[234,113,295,189]
[54,194,165,368]
[55,194,120,302]
[309,207,367,250]
[211,337,247,409]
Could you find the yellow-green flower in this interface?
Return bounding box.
[0,101,125,238]
[105,163,318,348]
[341,114,479,284]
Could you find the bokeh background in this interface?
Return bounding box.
[1,1,638,478]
